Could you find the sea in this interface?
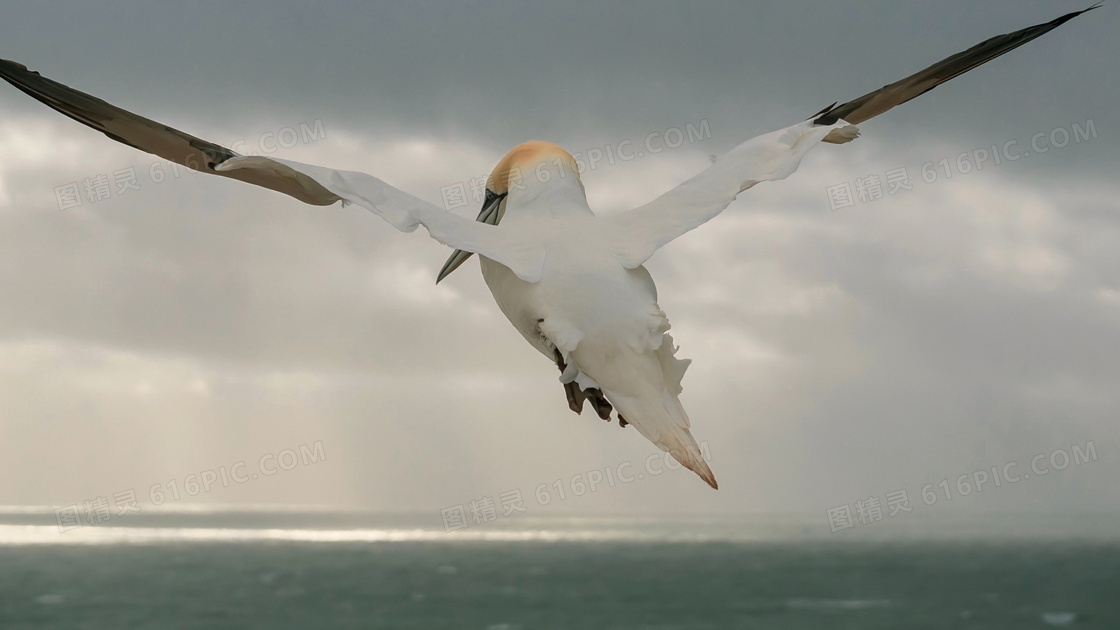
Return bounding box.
[0,508,1116,629]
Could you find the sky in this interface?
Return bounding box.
[0,1,1117,519]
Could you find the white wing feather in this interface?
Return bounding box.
[603,119,852,269]
[216,156,547,282]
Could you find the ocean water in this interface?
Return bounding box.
[0,509,1116,629]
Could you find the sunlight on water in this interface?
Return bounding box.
[0,524,673,545]
[2,511,1118,546]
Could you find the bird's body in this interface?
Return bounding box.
[0,5,1097,489]
[474,143,717,485]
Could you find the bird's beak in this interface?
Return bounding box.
[436,191,505,283]
[436,248,475,285]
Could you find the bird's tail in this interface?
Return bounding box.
[607,389,718,490]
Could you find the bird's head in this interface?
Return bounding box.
[436,141,584,283]
[486,140,583,199]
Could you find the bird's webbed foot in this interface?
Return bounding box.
[553,349,613,421]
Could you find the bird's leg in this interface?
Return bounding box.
[553,348,614,421]
[554,348,585,414]
[585,387,613,421]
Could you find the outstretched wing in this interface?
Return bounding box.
[604,119,849,268]
[605,5,1098,269]
[813,4,1101,130]
[0,59,547,281]
[216,155,547,281]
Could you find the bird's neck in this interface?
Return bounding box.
[505,162,592,219]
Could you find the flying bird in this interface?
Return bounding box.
[0,6,1097,489]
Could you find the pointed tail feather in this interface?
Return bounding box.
[606,390,718,489]
[658,420,718,490]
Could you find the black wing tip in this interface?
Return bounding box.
[1051,2,1103,26]
[810,3,1100,127]
[807,101,838,121]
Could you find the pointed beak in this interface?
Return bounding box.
[435,191,505,284]
[436,249,474,284]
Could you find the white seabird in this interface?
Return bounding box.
[0,6,1097,488]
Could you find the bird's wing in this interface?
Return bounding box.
[603,119,847,268]
[0,59,547,282]
[604,5,1099,269]
[215,156,547,282]
[811,4,1101,129]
